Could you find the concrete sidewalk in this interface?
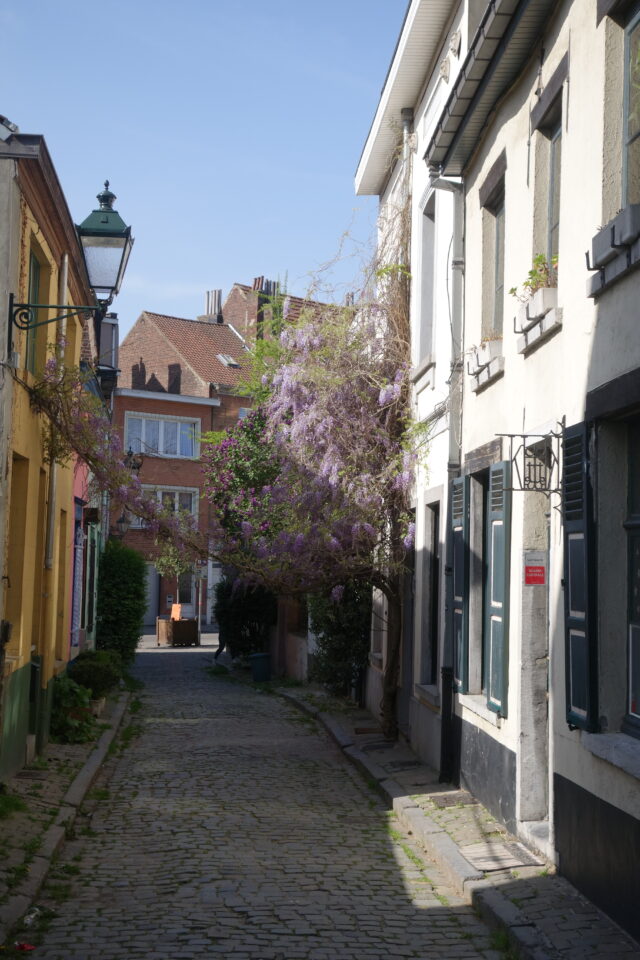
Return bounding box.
[0,694,129,947]
[276,684,640,960]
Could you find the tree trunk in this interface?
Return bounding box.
[380,575,402,740]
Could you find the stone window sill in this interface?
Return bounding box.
[588,204,640,298]
[517,307,563,355]
[470,355,505,393]
[414,682,440,709]
[411,355,436,389]
[581,731,640,780]
[457,692,502,727]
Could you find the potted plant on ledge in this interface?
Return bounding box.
[510,253,558,331]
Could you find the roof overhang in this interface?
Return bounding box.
[355,0,456,196]
[0,133,93,305]
[115,388,221,407]
[425,0,561,176]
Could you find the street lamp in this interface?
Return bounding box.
[9,181,133,336]
[124,446,144,475]
[114,511,130,538]
[76,182,134,304]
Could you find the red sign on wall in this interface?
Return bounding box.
[523,551,547,586]
[525,565,546,585]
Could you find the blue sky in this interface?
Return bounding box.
[2,1,406,336]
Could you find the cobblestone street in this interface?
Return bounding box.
[33,646,500,960]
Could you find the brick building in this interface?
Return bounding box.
[113,308,249,627]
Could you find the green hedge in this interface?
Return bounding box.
[309,582,372,697]
[96,540,147,663]
[68,649,122,698]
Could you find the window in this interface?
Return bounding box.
[625,418,640,734]
[417,193,436,365]
[420,502,440,685]
[492,201,505,337]
[479,151,507,341]
[624,10,640,205]
[529,54,567,284]
[130,486,198,528]
[178,572,193,605]
[547,124,562,263]
[125,414,199,458]
[26,252,41,374]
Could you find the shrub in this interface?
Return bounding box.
[214,577,277,658]
[96,540,147,663]
[50,676,99,743]
[68,651,121,699]
[309,581,372,697]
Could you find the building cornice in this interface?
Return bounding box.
[1,134,92,307]
[355,0,456,196]
[115,388,221,407]
[425,0,562,177]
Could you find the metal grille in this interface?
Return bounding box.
[495,426,562,497]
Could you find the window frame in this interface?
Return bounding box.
[26,250,41,375]
[130,485,199,529]
[623,8,640,206]
[623,416,640,737]
[417,191,437,366]
[124,412,200,459]
[547,122,562,265]
[492,199,506,338]
[479,151,507,342]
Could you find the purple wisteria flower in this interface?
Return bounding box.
[403,522,416,549]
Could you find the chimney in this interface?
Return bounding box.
[199,289,223,323]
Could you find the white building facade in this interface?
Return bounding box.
[358,0,640,940]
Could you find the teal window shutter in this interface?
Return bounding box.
[562,422,598,731]
[451,476,470,693]
[485,461,511,716]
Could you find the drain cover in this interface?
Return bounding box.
[361,740,394,752]
[431,790,479,808]
[386,760,421,771]
[460,841,545,871]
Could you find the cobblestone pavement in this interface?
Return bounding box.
[32,647,502,960]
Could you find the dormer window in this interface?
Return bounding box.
[217,353,240,368]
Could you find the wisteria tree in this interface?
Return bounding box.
[202,197,421,737]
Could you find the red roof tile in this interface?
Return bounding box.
[139,311,248,389]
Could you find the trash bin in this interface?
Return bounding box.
[248,652,271,682]
[170,619,199,647]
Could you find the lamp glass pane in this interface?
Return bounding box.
[81,237,125,293]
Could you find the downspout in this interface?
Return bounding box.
[44,253,68,568]
[430,175,465,783]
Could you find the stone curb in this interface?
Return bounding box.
[278,689,557,960]
[0,693,129,945]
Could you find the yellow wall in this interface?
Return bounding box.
[3,202,84,694]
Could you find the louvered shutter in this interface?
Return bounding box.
[562,422,598,731]
[451,476,470,692]
[485,461,511,716]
